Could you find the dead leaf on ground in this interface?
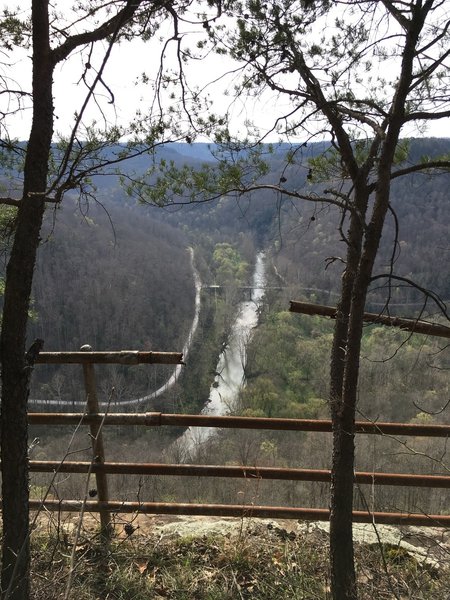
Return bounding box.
[134,559,149,575]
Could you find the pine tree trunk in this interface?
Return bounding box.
[0,2,53,597]
[328,183,371,600]
[329,173,392,599]
[330,289,368,600]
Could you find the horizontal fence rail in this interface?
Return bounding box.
[28,500,450,528]
[28,412,450,437]
[27,411,450,527]
[29,461,450,488]
[290,300,450,339]
[22,347,450,529]
[35,350,183,365]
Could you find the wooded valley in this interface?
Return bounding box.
[14,137,449,521]
[2,3,449,598]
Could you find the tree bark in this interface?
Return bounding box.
[329,184,369,600]
[0,2,53,597]
[0,3,158,596]
[327,7,427,595]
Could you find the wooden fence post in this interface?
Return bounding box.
[80,344,112,537]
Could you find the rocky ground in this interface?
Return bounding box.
[28,512,450,599]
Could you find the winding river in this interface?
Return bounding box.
[178,252,267,451]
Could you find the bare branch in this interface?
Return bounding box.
[334,105,386,138]
[370,273,449,321]
[404,110,450,122]
[409,48,450,92]
[50,0,155,66]
[389,160,450,181]
[380,0,410,31]
[413,397,450,416]
[0,197,20,207]
[416,18,450,54]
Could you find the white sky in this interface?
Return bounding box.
[1,2,449,143]
[7,37,278,143]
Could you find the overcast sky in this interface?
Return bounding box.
[2,2,449,143]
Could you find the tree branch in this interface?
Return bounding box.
[335,105,386,138]
[389,160,450,181]
[0,197,20,208]
[380,0,410,31]
[416,18,450,54]
[409,48,450,93]
[404,109,450,122]
[291,50,360,181]
[370,273,449,320]
[50,0,154,66]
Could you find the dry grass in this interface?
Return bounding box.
[28,516,450,600]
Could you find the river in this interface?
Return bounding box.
[178,252,267,452]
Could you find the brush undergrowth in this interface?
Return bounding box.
[29,519,450,600]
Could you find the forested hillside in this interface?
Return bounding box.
[24,199,195,403]
[20,136,450,538]
[33,202,195,351]
[13,137,449,407]
[125,138,450,311]
[266,138,450,308]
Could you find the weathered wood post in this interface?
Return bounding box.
[80,344,112,538]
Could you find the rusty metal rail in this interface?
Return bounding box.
[290,300,450,339]
[28,499,450,528]
[29,461,450,488]
[28,411,450,438]
[23,347,450,528]
[28,411,450,526]
[28,346,184,534]
[35,350,183,365]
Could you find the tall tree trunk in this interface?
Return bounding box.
[329,184,370,600]
[0,2,53,597]
[328,7,425,597]
[329,286,368,600]
[329,174,396,599]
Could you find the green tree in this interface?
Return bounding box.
[0,2,220,597]
[219,4,450,598]
[145,2,450,598]
[213,242,248,284]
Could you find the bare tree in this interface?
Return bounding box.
[135,2,450,598]
[0,2,221,598]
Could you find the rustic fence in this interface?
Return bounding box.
[24,345,450,534]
